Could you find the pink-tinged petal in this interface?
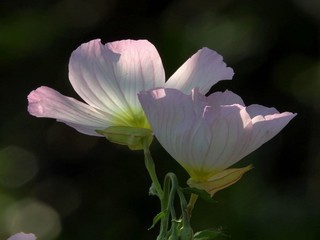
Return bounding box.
[207,90,245,107]
[139,88,251,177]
[68,39,165,120]
[245,106,297,154]
[200,104,253,172]
[7,233,36,240]
[139,87,296,183]
[246,104,279,118]
[204,105,251,170]
[165,48,234,94]
[138,88,197,163]
[27,86,115,136]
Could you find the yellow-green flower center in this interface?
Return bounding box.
[111,108,151,129]
[96,108,153,150]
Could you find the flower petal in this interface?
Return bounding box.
[138,88,196,162]
[69,39,165,122]
[165,48,234,94]
[245,104,297,154]
[7,233,36,240]
[246,104,279,117]
[207,90,245,107]
[27,86,114,136]
[200,104,253,174]
[139,88,251,179]
[139,88,296,182]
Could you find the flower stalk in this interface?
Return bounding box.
[143,138,163,198]
[187,194,198,217]
[142,137,168,239]
[143,138,197,240]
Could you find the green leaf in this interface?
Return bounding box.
[194,229,225,240]
[181,187,215,203]
[148,210,167,230]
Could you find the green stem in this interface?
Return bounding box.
[164,173,194,239]
[142,138,196,240]
[177,186,194,239]
[143,138,163,198]
[186,194,198,217]
[163,173,180,239]
[142,138,167,239]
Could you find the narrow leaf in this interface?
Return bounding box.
[148,210,167,230]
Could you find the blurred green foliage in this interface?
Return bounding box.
[1,0,319,239]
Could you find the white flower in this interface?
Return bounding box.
[28,39,233,137]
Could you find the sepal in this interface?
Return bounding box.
[187,165,253,197]
[96,126,153,150]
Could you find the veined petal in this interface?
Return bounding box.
[245,104,297,154]
[27,86,114,136]
[165,48,234,94]
[139,88,252,179]
[68,39,165,125]
[140,89,214,178]
[7,233,36,240]
[199,105,253,175]
[207,90,245,107]
[139,87,296,185]
[138,88,197,163]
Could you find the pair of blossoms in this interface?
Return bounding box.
[28,39,295,196]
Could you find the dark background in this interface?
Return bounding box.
[1,0,319,239]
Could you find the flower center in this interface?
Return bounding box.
[112,108,151,130]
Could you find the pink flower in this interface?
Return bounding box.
[7,233,36,240]
[138,88,296,195]
[27,39,233,138]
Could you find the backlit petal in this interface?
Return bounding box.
[69,39,165,122]
[245,104,297,153]
[165,48,234,94]
[139,89,253,179]
[138,88,194,162]
[139,88,296,183]
[246,104,279,117]
[207,90,245,107]
[201,105,252,173]
[27,86,114,136]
